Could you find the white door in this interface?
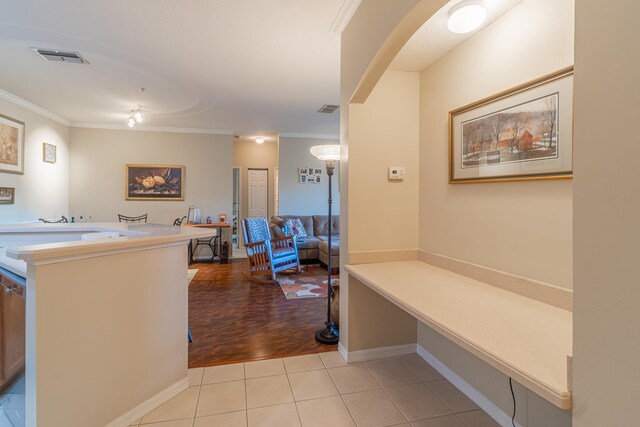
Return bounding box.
[248,169,268,218]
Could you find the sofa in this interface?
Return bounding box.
[271,215,339,272]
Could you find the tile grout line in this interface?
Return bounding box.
[324,358,361,427]
[244,363,249,427]
[283,361,304,426]
[363,360,413,426]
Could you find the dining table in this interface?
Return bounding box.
[184,222,231,264]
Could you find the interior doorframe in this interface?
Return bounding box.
[233,166,242,248]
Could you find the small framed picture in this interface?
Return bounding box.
[218,213,227,224]
[0,187,15,204]
[308,167,314,174]
[300,175,307,183]
[299,168,308,174]
[314,169,322,175]
[315,175,321,183]
[43,142,57,164]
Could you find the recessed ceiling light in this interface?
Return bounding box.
[447,0,487,34]
[255,138,265,144]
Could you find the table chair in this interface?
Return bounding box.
[118,213,148,223]
[39,216,69,223]
[241,217,301,282]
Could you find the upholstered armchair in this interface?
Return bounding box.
[241,217,301,282]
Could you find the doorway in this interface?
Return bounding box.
[248,169,268,218]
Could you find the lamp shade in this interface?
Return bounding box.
[310,145,340,161]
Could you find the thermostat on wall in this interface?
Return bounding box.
[388,167,405,180]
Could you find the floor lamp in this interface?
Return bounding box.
[310,144,340,344]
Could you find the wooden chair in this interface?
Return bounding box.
[241,217,301,282]
[118,213,148,223]
[39,216,69,223]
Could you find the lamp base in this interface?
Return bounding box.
[315,322,339,344]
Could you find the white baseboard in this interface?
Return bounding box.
[417,345,521,427]
[105,377,189,427]
[340,343,417,363]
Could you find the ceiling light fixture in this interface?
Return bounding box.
[255,137,265,144]
[447,0,487,34]
[127,106,143,127]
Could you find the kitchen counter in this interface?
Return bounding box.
[0,222,216,427]
[0,223,215,275]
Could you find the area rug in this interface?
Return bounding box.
[188,269,199,285]
[278,265,338,300]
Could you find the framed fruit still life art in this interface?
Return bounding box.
[126,164,185,201]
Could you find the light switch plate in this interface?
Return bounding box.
[388,167,405,180]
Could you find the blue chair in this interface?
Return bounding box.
[242,217,301,282]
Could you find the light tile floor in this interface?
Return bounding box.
[0,373,25,427]
[132,352,499,427]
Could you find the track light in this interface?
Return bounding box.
[127,117,135,127]
[126,107,143,128]
[134,110,143,123]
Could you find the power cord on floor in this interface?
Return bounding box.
[509,377,516,427]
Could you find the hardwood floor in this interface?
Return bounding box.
[188,259,337,368]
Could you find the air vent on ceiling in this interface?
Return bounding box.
[33,48,89,64]
[317,104,339,114]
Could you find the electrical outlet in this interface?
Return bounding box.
[388,167,405,180]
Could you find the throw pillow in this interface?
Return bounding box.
[289,218,308,237]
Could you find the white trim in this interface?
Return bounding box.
[417,345,522,427]
[279,132,339,140]
[104,377,189,427]
[340,343,416,363]
[330,0,364,34]
[71,122,234,135]
[0,89,71,126]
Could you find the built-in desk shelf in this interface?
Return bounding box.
[345,260,572,409]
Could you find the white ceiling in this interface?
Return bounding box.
[390,0,523,72]
[0,0,345,137]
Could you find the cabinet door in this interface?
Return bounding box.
[1,279,25,383]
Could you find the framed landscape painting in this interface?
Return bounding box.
[0,114,25,174]
[126,164,185,200]
[449,67,573,183]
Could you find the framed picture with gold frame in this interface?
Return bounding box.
[125,164,185,201]
[449,67,573,184]
[0,114,25,174]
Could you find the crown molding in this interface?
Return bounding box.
[279,132,339,140]
[330,0,363,34]
[0,89,71,126]
[70,122,234,135]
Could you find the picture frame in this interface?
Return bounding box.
[449,67,574,184]
[43,142,57,164]
[300,175,307,183]
[126,164,185,201]
[0,187,15,204]
[0,114,25,174]
[218,213,227,224]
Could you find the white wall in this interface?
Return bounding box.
[419,0,574,289]
[278,136,340,216]
[0,97,69,223]
[416,0,574,425]
[349,70,420,253]
[233,139,278,222]
[69,128,233,225]
[573,1,640,425]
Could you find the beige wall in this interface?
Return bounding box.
[278,136,339,216]
[573,0,640,425]
[349,70,420,253]
[419,0,574,289]
[233,139,278,226]
[29,243,188,426]
[0,98,69,224]
[69,128,233,225]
